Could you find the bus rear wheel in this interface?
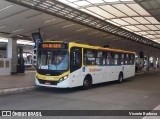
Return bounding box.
[117,73,123,83]
[82,77,92,90]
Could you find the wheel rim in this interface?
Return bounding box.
[119,76,123,82]
[84,79,89,87]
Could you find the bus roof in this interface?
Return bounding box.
[69,42,135,54]
[43,41,135,54]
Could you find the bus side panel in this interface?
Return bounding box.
[69,66,107,86]
[80,65,122,84]
[68,64,135,88]
[69,68,85,88]
[85,66,105,84]
[123,64,135,79]
[105,66,122,81]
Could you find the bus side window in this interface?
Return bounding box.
[96,51,103,65]
[118,53,121,65]
[128,54,132,65]
[102,51,106,65]
[124,54,127,65]
[84,49,96,65]
[106,52,111,65]
[130,54,135,65]
[111,52,115,65]
[70,47,82,73]
[121,54,125,65]
[106,52,109,65]
[114,53,119,65]
[125,54,129,65]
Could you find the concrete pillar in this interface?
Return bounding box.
[137,57,143,67]
[153,57,157,69]
[136,52,144,70]
[146,56,150,70]
[19,47,23,64]
[7,38,17,74]
[157,57,160,68]
[137,57,143,72]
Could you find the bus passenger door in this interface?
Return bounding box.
[70,47,82,76]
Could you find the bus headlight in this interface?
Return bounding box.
[59,75,68,82]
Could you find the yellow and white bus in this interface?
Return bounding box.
[35,41,135,89]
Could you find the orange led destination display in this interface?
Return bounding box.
[41,43,62,49]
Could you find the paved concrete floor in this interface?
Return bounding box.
[0,70,160,119]
[0,71,35,90]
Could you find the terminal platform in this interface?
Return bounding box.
[0,71,35,95]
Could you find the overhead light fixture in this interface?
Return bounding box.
[88,31,99,35]
[153,39,158,41]
[62,24,75,28]
[17,40,34,45]
[43,19,56,23]
[0,5,14,12]
[0,25,6,29]
[153,40,158,42]
[16,35,24,37]
[39,4,48,8]
[33,0,40,3]
[76,28,88,32]
[46,0,55,4]
[0,37,8,42]
[42,2,52,7]
[0,37,34,45]
[12,29,23,33]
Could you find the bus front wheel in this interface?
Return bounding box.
[82,77,92,90]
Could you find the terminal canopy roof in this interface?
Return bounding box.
[57,0,160,44]
[0,0,160,54]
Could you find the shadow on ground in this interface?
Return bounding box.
[34,78,133,94]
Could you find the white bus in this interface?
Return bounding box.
[35,41,135,89]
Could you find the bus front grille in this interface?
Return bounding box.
[38,78,59,85]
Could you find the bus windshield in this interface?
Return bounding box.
[37,49,69,71]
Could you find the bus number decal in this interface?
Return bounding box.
[89,68,102,72]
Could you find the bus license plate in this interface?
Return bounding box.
[45,81,51,85]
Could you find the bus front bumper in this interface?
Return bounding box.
[35,76,70,88]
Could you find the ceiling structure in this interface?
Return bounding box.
[0,0,117,43]
[57,0,160,45]
[135,0,160,22]
[0,0,159,56]
[5,0,160,49]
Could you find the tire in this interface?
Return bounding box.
[82,77,92,90]
[117,73,123,83]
